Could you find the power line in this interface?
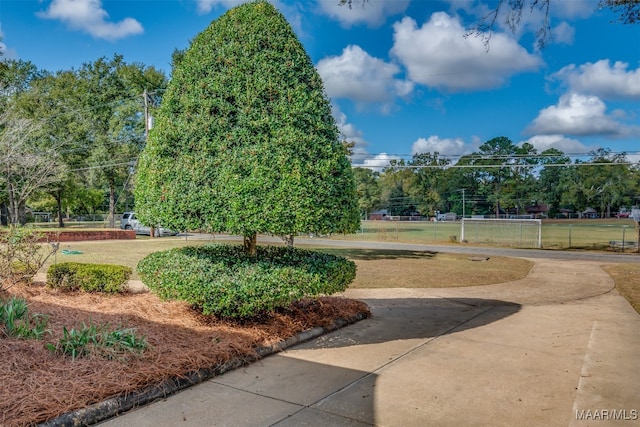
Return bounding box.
[352,161,639,169]
[70,160,136,172]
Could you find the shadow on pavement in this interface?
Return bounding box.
[302,297,521,348]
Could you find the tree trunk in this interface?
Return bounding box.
[18,202,26,226]
[55,189,65,228]
[8,180,19,225]
[108,179,116,228]
[0,203,7,226]
[243,233,257,257]
[281,234,294,248]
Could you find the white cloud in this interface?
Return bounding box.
[390,13,543,92]
[332,104,369,162]
[520,135,591,154]
[551,21,575,45]
[0,25,17,60]
[550,0,594,19]
[525,92,638,137]
[38,0,143,41]
[550,60,640,100]
[196,0,248,14]
[316,0,409,28]
[411,136,469,156]
[361,153,401,171]
[317,45,413,109]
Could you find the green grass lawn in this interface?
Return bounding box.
[33,226,639,312]
[40,236,533,287]
[41,237,216,280]
[31,218,638,249]
[326,219,638,250]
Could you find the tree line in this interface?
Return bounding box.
[1,54,638,226]
[353,137,640,220]
[0,54,168,227]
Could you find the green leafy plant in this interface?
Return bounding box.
[134,0,359,257]
[0,296,50,340]
[137,244,356,318]
[47,262,132,293]
[0,226,59,292]
[46,321,148,361]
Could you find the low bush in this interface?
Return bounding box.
[137,244,357,318]
[47,262,132,293]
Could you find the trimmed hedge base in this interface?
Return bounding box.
[137,244,357,318]
[47,262,132,293]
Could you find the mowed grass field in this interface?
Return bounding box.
[39,236,533,288]
[34,232,640,313]
[326,219,638,250]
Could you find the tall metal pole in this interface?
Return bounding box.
[143,89,149,139]
[143,89,155,239]
[462,188,465,219]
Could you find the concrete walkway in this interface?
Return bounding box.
[99,258,640,426]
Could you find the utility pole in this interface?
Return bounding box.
[143,89,155,238]
[456,188,466,219]
[143,89,150,139]
[462,188,465,219]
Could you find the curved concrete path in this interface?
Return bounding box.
[99,257,640,427]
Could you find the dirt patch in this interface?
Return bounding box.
[0,283,369,426]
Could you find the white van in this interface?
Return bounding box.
[120,212,176,236]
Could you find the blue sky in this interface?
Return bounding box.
[1,0,639,168]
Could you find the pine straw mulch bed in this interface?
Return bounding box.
[1,282,370,427]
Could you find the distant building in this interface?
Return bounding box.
[369,209,389,220]
[524,204,548,218]
[581,207,598,219]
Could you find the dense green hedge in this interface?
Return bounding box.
[137,244,356,318]
[47,262,132,293]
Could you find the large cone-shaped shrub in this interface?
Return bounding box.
[134,1,360,249]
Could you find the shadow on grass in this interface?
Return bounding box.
[317,248,439,260]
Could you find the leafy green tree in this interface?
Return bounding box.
[13,70,90,227]
[76,55,166,227]
[536,148,570,217]
[561,149,634,218]
[463,137,538,217]
[353,167,381,219]
[440,157,483,216]
[135,1,359,255]
[407,152,450,217]
[379,160,416,216]
[0,60,65,225]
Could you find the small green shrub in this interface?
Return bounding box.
[46,321,148,361]
[137,244,356,318]
[0,296,50,340]
[47,262,132,293]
